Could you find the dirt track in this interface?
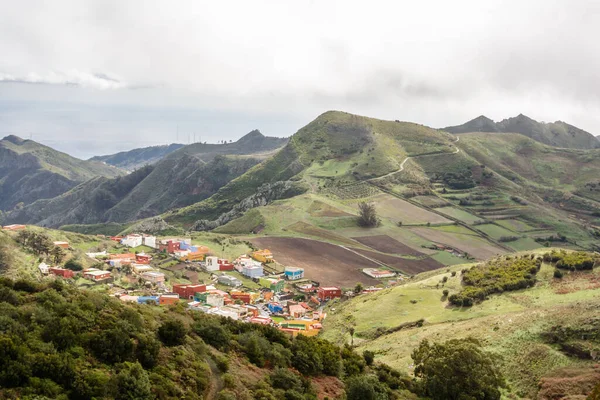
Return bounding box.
[250,237,380,287]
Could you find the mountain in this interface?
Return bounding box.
[0,135,122,211]
[3,131,288,227]
[443,114,600,149]
[90,143,185,171]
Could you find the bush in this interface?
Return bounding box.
[412,338,504,400]
[448,255,540,307]
[345,375,388,400]
[158,319,187,346]
[357,202,380,228]
[553,269,564,279]
[363,350,375,366]
[64,259,83,271]
[442,289,449,297]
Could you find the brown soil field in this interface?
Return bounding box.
[287,221,361,247]
[350,248,443,275]
[307,200,354,217]
[250,237,380,287]
[408,227,508,259]
[352,235,424,256]
[371,193,451,224]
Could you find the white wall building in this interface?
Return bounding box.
[121,234,143,248]
[143,236,157,249]
[205,256,219,271]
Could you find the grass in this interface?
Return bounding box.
[496,219,536,232]
[475,223,519,239]
[321,258,600,397]
[430,251,469,265]
[433,207,484,224]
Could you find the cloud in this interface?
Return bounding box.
[0,70,127,90]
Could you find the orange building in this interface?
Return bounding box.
[252,249,274,263]
[53,241,69,249]
[2,224,26,231]
[159,294,180,305]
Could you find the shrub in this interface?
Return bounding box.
[553,269,563,279]
[363,350,375,366]
[64,259,83,271]
[357,202,380,228]
[345,375,388,400]
[412,338,504,400]
[158,319,187,346]
[442,289,449,297]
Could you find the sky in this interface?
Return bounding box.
[1,0,600,159]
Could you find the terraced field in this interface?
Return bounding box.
[433,206,484,224]
[369,193,451,225]
[409,226,508,259]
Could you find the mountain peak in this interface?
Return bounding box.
[236,129,265,143]
[2,135,26,144]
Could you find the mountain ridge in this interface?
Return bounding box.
[443,114,600,149]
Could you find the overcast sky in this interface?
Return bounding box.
[1,0,600,158]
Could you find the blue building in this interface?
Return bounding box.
[137,296,159,305]
[268,303,284,314]
[284,266,304,281]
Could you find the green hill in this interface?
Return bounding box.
[443,114,600,149]
[0,135,122,211]
[2,132,287,228]
[321,249,600,399]
[90,143,185,171]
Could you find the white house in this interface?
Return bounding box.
[205,256,219,271]
[121,234,143,248]
[38,262,49,275]
[143,235,157,249]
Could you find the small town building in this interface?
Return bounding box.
[317,286,342,301]
[252,249,274,263]
[278,320,322,337]
[38,262,50,275]
[109,253,136,262]
[180,251,206,262]
[362,268,396,279]
[141,271,165,284]
[288,304,307,318]
[53,241,69,249]
[259,277,285,292]
[135,253,152,264]
[159,294,180,305]
[249,316,272,325]
[110,236,124,242]
[131,264,154,274]
[284,266,304,280]
[217,274,242,287]
[206,256,234,271]
[121,234,143,248]
[137,296,159,305]
[49,267,75,279]
[86,251,107,259]
[172,283,207,299]
[119,295,139,303]
[194,292,225,307]
[159,240,181,254]
[2,224,26,231]
[83,269,112,282]
[230,291,253,304]
[143,235,157,249]
[267,303,284,314]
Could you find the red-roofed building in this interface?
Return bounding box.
[135,253,152,264]
[49,267,75,279]
[317,286,342,301]
[172,284,207,300]
[159,294,180,305]
[109,253,136,261]
[159,240,181,254]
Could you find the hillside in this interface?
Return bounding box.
[90,143,185,171]
[0,135,122,211]
[3,130,287,227]
[443,114,600,149]
[321,249,600,399]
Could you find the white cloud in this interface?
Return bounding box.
[0,70,127,90]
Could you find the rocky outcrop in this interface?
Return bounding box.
[192,180,306,231]
[125,216,179,234]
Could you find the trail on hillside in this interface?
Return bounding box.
[368,135,460,182]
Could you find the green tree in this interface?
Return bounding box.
[354,282,363,294]
[135,334,161,369]
[363,350,375,366]
[64,258,83,271]
[345,375,388,400]
[50,246,66,265]
[113,362,153,400]
[357,202,380,227]
[158,319,187,346]
[411,338,504,400]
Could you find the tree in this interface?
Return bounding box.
[345,375,388,400]
[411,338,504,400]
[357,202,380,228]
[113,362,152,400]
[64,259,83,271]
[363,350,375,366]
[354,283,363,294]
[158,319,187,346]
[50,246,66,265]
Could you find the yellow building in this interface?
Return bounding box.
[278,320,322,337]
[252,249,274,263]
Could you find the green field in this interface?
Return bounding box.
[434,206,485,224]
[475,223,519,239]
[496,218,537,232]
[321,255,600,398]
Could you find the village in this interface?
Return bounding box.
[26,230,355,338]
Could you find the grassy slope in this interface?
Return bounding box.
[321,250,600,398]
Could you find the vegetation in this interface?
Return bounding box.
[412,338,504,400]
[0,277,414,399]
[357,202,380,228]
[448,255,541,306]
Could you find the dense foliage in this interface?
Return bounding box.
[357,202,380,228]
[411,338,504,400]
[449,255,540,306]
[543,250,597,271]
[0,278,411,399]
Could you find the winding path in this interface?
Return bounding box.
[368,135,460,182]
